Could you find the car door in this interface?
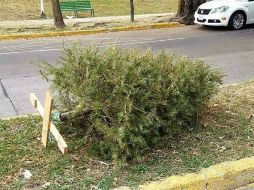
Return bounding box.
[247,0,254,23]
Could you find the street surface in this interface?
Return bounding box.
[1,25,254,118]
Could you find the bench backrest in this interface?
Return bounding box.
[60,0,92,11]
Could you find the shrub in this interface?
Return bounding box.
[40,45,222,165]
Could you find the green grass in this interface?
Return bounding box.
[1,81,254,189]
[0,0,178,21]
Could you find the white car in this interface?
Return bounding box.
[194,0,254,30]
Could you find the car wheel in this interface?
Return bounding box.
[228,12,246,30]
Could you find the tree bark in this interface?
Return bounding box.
[177,0,206,25]
[130,0,135,22]
[51,0,65,28]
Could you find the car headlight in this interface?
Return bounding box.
[210,6,229,14]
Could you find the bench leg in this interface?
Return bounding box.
[91,9,94,17]
[74,11,78,18]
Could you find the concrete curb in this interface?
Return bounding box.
[0,22,181,41]
[137,157,254,190]
[235,183,254,190]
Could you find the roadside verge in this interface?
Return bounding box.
[0,22,181,41]
[1,80,254,189]
[138,156,254,190]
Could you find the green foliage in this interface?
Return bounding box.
[130,164,149,175]
[97,175,113,190]
[0,120,7,132]
[155,163,168,175]
[84,176,95,188]
[39,45,222,165]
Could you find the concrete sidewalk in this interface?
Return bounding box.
[0,13,174,28]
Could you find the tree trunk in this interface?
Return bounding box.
[130,0,134,22]
[177,0,206,24]
[51,0,65,28]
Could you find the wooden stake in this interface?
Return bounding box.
[42,91,53,147]
[50,122,68,154]
[30,93,45,117]
[30,92,68,154]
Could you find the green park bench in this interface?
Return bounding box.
[60,0,94,18]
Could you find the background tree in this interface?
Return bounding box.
[51,0,65,28]
[130,0,134,22]
[177,0,206,24]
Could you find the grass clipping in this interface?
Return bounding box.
[38,45,222,165]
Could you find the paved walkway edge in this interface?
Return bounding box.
[0,22,181,41]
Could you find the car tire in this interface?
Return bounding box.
[228,12,246,30]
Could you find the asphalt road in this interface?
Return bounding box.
[1,25,254,118]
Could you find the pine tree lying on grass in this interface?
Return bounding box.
[39,45,222,165]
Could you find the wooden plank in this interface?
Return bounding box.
[30,93,37,108]
[30,93,45,116]
[41,91,53,147]
[30,92,68,154]
[50,123,68,154]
